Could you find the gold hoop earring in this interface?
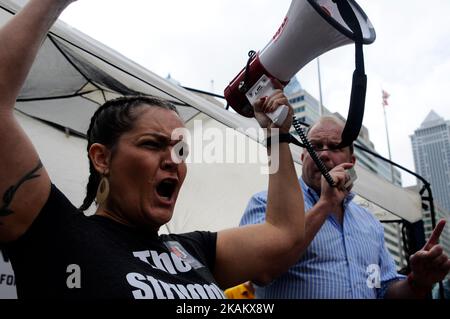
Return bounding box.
[96,176,110,206]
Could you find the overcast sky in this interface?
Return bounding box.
[55,0,450,186]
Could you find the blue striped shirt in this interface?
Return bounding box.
[240,178,405,299]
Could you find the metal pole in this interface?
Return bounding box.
[317,58,324,117]
[382,102,405,266]
[422,185,444,298]
[383,102,395,183]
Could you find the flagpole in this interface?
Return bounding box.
[382,89,405,267]
[317,58,324,117]
[382,90,395,183]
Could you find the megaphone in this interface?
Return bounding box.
[224,0,375,146]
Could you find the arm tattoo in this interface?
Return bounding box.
[0,160,43,217]
[1,250,9,262]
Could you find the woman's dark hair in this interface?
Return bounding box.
[79,95,179,211]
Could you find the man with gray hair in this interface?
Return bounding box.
[241,115,450,298]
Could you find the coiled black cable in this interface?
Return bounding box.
[292,117,336,187]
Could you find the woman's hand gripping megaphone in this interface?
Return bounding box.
[253,79,293,133]
[245,76,291,127]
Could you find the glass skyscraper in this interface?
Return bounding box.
[411,111,450,212]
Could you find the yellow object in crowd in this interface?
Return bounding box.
[224,281,255,299]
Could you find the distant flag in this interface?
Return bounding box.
[382,90,390,107]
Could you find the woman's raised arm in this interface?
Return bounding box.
[0,0,77,242]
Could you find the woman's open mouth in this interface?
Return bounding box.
[155,178,178,203]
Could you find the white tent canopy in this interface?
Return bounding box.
[0,0,422,230]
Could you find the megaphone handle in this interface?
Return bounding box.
[266,105,289,126]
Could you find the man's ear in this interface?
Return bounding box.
[301,149,306,163]
[351,154,356,165]
[88,143,111,174]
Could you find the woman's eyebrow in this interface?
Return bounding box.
[140,132,183,145]
[140,132,170,140]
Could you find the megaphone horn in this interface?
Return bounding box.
[224,0,375,146]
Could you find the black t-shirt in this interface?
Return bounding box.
[4,184,224,299]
